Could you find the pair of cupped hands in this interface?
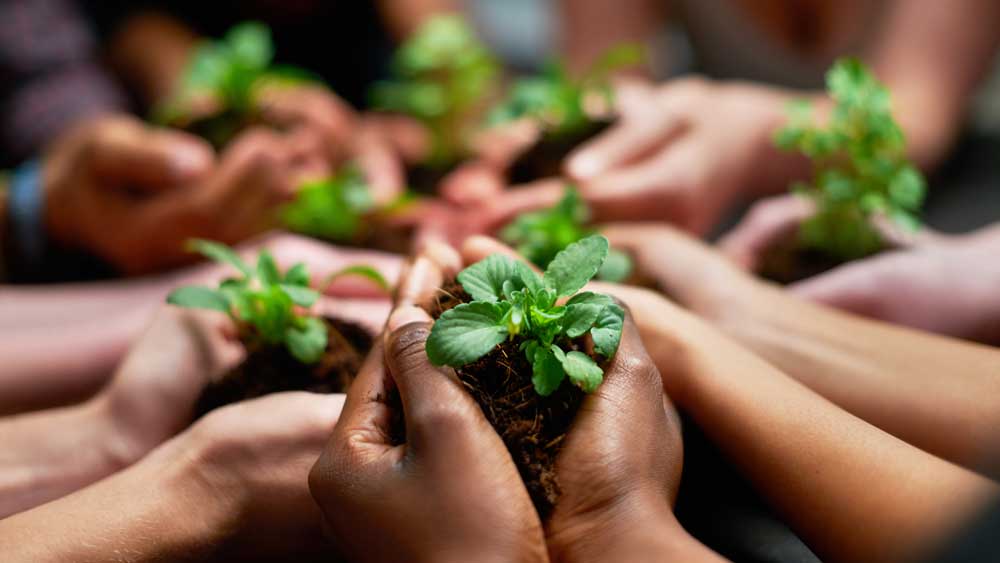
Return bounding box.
[108,234,685,562]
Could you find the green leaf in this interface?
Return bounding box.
[591,304,624,358]
[325,265,390,292]
[227,21,273,69]
[278,284,319,307]
[426,302,509,366]
[562,303,603,338]
[556,348,604,393]
[285,316,328,364]
[166,286,231,313]
[543,235,609,297]
[458,254,531,302]
[531,345,566,396]
[597,248,632,282]
[257,251,281,286]
[187,239,252,277]
[284,263,310,286]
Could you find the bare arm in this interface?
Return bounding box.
[870,0,1000,170]
[605,285,998,563]
[106,11,200,108]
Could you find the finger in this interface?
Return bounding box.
[352,125,406,205]
[789,260,889,317]
[439,161,505,207]
[717,195,815,271]
[565,84,685,180]
[312,297,392,337]
[91,118,215,189]
[364,114,431,164]
[326,340,399,455]
[460,235,540,273]
[579,139,704,230]
[383,307,488,456]
[209,128,296,207]
[480,179,567,232]
[395,251,447,309]
[469,118,541,168]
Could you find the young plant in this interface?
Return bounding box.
[166,240,388,363]
[500,187,632,282]
[488,44,642,138]
[369,15,499,167]
[153,21,314,146]
[775,57,926,260]
[282,166,375,242]
[426,235,624,396]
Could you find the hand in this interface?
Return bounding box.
[309,248,548,563]
[561,79,805,233]
[170,391,346,559]
[256,83,357,162]
[43,116,305,274]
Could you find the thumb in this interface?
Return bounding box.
[90,120,214,190]
[384,305,486,456]
[789,260,886,317]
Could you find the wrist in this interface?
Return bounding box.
[548,497,686,563]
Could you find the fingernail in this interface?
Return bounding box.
[387,305,431,332]
[171,143,212,180]
[567,153,600,180]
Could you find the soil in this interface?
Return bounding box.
[180,109,257,151]
[757,237,846,285]
[194,317,373,416]
[406,161,457,195]
[423,278,588,519]
[507,119,614,185]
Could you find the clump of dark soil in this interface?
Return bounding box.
[757,238,845,285]
[508,120,613,184]
[423,279,587,519]
[406,162,458,195]
[194,317,373,416]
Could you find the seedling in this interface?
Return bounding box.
[370,15,499,168]
[154,21,314,147]
[166,240,387,363]
[488,44,642,138]
[282,166,375,242]
[775,57,926,260]
[500,187,632,282]
[427,235,624,396]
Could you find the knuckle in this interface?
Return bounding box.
[387,324,431,368]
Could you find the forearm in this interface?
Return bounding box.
[716,282,1000,472]
[107,11,199,108]
[0,398,130,517]
[647,311,997,563]
[869,0,1000,170]
[376,0,459,40]
[0,438,230,562]
[0,305,150,414]
[559,0,664,75]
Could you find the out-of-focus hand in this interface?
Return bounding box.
[43,116,308,274]
[563,78,801,233]
[309,254,548,563]
[257,83,357,161]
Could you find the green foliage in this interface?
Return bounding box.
[322,265,391,293]
[166,240,327,363]
[370,15,500,166]
[426,235,624,396]
[775,58,926,259]
[488,44,643,137]
[154,22,314,137]
[500,187,632,282]
[282,166,375,242]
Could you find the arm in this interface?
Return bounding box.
[375,0,459,41]
[631,289,998,563]
[558,0,665,75]
[106,11,200,109]
[870,0,1000,170]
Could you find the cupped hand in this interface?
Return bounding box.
[309,260,548,563]
[43,115,310,274]
[562,78,802,233]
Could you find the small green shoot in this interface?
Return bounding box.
[488,44,643,138]
[370,15,500,167]
[166,240,327,363]
[322,265,391,294]
[282,166,375,242]
[775,57,926,259]
[500,187,631,282]
[426,235,624,396]
[154,21,315,144]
